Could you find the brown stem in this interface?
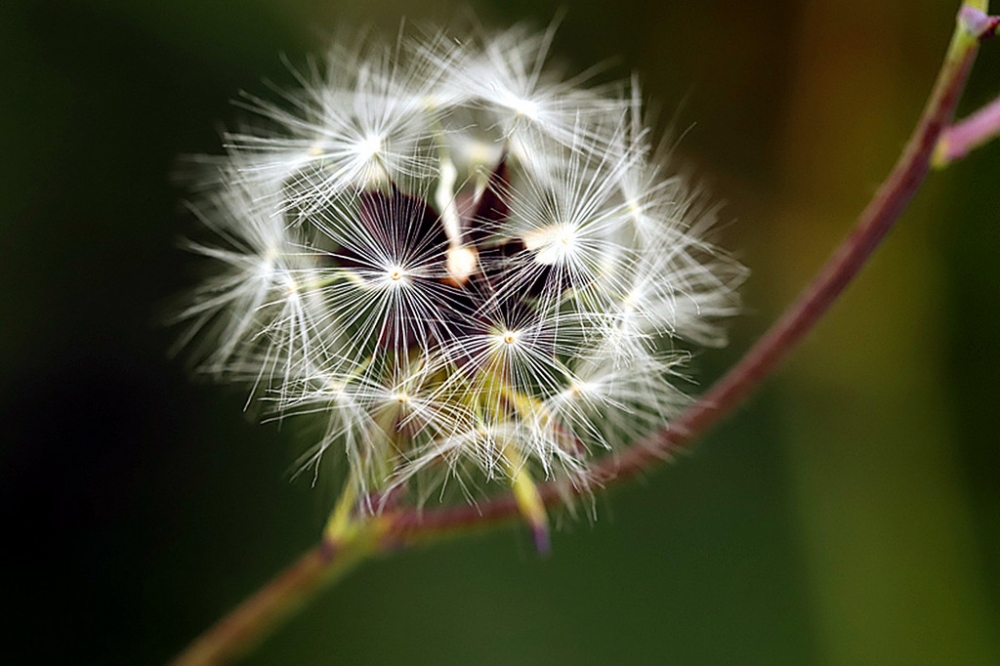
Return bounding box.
[169,4,992,664]
[168,523,384,666]
[935,92,1000,164]
[389,3,986,538]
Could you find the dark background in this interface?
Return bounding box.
[2,0,998,664]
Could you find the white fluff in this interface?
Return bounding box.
[176,23,745,507]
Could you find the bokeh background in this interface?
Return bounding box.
[3,0,998,664]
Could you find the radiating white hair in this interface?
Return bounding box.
[175,21,746,509]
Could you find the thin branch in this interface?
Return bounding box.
[935,92,1000,165]
[169,520,386,666]
[387,1,991,539]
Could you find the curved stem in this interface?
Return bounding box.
[169,4,992,664]
[168,520,386,666]
[388,0,989,536]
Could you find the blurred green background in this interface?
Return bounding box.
[2,0,998,664]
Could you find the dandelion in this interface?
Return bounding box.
[166,7,1000,664]
[176,22,744,541]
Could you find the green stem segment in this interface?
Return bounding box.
[169,519,386,666]
[169,3,995,664]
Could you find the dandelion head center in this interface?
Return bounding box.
[355,133,384,161]
[506,94,539,120]
[523,223,578,265]
[387,265,407,283]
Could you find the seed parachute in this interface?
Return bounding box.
[175,22,746,524]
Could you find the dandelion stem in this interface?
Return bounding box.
[168,520,385,666]
[592,1,991,481]
[169,3,994,664]
[387,0,994,533]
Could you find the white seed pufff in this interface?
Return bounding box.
[523,223,576,265]
[507,94,540,120]
[178,23,744,504]
[354,133,384,161]
[359,160,389,189]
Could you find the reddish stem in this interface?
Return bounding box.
[390,8,983,541]
[937,93,1000,163]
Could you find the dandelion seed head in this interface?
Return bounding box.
[175,20,745,509]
